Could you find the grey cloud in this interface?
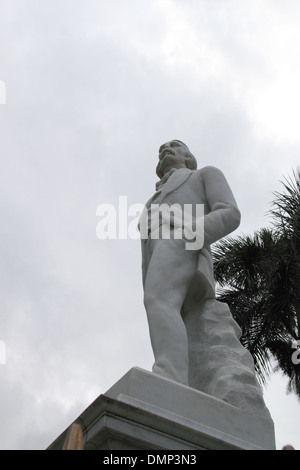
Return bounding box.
[1,0,300,450]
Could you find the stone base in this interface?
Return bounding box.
[48,367,276,450]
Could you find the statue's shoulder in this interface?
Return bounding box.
[193,166,224,181]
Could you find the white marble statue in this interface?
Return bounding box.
[139,140,270,415]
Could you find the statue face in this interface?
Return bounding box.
[158,140,188,177]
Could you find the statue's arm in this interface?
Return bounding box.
[200,166,241,246]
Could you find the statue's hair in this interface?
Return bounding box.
[156,140,197,179]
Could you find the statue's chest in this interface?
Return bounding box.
[164,179,208,210]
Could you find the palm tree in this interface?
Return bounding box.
[212,169,300,398]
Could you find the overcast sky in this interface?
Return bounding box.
[1,0,300,450]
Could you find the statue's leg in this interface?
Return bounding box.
[184,299,270,415]
[143,238,198,385]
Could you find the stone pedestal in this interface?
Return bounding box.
[48,367,276,450]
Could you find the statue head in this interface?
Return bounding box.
[156,140,197,179]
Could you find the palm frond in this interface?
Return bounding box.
[213,228,278,291]
[270,167,300,247]
[212,167,300,397]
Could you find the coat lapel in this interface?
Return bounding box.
[160,168,193,201]
[140,169,194,242]
[146,168,194,208]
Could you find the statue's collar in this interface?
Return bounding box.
[155,168,178,191]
